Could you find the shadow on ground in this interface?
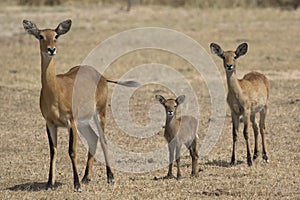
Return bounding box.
[204,159,244,167]
[6,182,63,192]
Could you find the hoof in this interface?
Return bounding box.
[81,176,91,184]
[176,175,182,180]
[46,182,55,191]
[164,174,175,179]
[230,160,235,166]
[46,183,54,191]
[107,174,115,184]
[191,171,199,177]
[263,154,269,163]
[74,187,82,193]
[247,158,252,167]
[106,167,114,184]
[74,183,82,192]
[253,153,259,160]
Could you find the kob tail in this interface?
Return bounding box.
[107,80,140,87]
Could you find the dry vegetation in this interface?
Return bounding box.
[0,2,299,200]
[4,0,300,9]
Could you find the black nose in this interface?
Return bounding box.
[226,64,233,70]
[168,110,174,116]
[47,47,56,55]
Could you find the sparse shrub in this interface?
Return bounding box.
[19,0,61,6]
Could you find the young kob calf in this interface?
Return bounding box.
[156,95,199,179]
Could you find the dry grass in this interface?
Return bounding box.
[4,0,300,9]
[0,4,299,200]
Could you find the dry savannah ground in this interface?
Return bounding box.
[0,3,299,200]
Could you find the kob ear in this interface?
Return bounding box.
[55,19,72,36]
[176,95,185,105]
[235,43,248,59]
[210,43,224,59]
[23,20,40,39]
[155,95,166,105]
